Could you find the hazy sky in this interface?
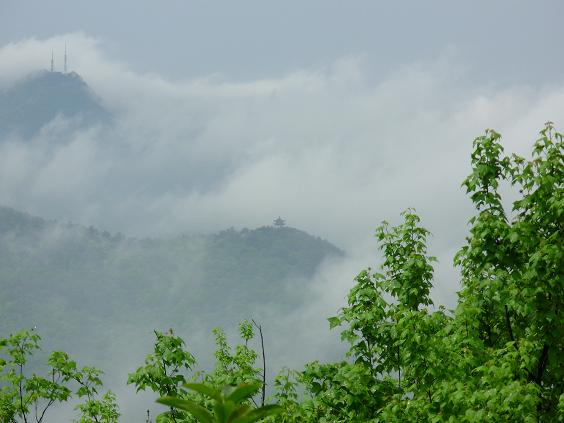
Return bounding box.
[2,0,564,83]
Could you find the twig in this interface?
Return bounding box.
[252,320,266,406]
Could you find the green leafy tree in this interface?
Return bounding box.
[0,329,119,423]
[130,322,265,422]
[203,321,261,389]
[269,122,563,422]
[286,210,450,422]
[128,329,196,398]
[446,122,564,420]
[74,391,120,423]
[158,383,280,423]
[128,329,196,422]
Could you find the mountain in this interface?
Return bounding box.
[0,70,111,139]
[0,206,343,364]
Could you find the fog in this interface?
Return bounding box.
[2,32,562,277]
[1,15,563,422]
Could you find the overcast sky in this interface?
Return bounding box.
[2,0,564,83]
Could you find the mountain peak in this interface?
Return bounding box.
[0,70,111,139]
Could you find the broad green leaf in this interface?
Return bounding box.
[233,405,282,423]
[157,397,213,423]
[183,383,222,402]
[226,383,260,404]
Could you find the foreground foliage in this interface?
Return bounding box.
[130,123,562,422]
[127,322,267,422]
[2,122,562,421]
[158,383,280,423]
[0,329,119,422]
[267,122,562,422]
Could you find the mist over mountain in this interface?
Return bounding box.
[0,70,111,139]
[0,67,345,370]
[1,20,562,420]
[0,205,343,365]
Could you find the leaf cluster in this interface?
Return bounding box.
[0,328,119,423]
[158,383,280,423]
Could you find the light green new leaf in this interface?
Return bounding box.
[157,397,213,423]
[183,383,223,402]
[225,383,260,404]
[233,404,282,423]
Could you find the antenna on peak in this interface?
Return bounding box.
[64,42,68,73]
[51,49,54,72]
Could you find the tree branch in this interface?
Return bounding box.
[36,368,57,423]
[535,344,549,386]
[252,319,266,407]
[504,305,514,342]
[18,359,28,423]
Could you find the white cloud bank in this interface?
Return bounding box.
[1,33,563,295]
[1,33,562,270]
[1,33,563,421]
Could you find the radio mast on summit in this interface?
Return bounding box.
[64,43,68,73]
[50,49,54,72]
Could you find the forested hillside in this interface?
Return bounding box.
[0,206,342,363]
[0,70,110,139]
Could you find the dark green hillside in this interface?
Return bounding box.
[0,206,342,362]
[199,226,340,303]
[0,70,111,139]
[0,206,48,233]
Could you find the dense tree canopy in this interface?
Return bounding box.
[268,122,563,422]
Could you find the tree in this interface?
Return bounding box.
[128,329,196,422]
[0,328,119,423]
[448,122,564,420]
[4,122,560,422]
[130,322,266,422]
[158,383,280,423]
[269,122,563,422]
[280,210,450,422]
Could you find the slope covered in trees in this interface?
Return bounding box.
[0,208,342,364]
[0,70,111,139]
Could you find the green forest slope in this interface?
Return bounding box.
[0,206,342,363]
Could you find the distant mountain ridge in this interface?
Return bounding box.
[0,70,111,139]
[0,205,343,363]
[0,206,49,234]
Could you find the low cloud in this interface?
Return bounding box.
[1,33,563,421]
[2,32,563,297]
